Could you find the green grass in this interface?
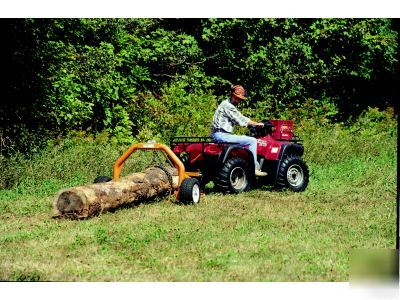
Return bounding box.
[0,119,397,281]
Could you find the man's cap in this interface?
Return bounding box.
[231,85,247,100]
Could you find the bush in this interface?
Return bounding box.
[135,72,219,142]
[298,107,397,166]
[0,131,121,189]
[200,18,398,118]
[1,18,398,154]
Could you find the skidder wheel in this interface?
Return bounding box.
[93,176,112,184]
[179,178,201,205]
[276,155,309,192]
[216,157,251,193]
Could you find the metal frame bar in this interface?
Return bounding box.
[112,142,193,199]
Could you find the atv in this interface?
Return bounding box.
[170,120,309,193]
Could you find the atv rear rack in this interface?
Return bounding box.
[171,136,215,144]
[170,136,238,151]
[171,136,240,143]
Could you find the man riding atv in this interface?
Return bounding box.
[210,84,268,176]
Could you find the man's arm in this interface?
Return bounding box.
[225,106,250,127]
[248,120,264,127]
[225,105,264,128]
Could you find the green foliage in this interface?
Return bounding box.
[0,131,121,190]
[350,107,397,135]
[1,18,398,154]
[200,18,398,115]
[297,107,397,166]
[136,72,219,142]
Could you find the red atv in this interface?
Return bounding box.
[171,120,309,193]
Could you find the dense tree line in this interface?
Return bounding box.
[0,18,398,153]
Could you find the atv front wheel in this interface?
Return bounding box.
[179,178,201,205]
[216,157,251,193]
[276,155,309,192]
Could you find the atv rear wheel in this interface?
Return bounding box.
[179,178,201,205]
[216,157,251,193]
[276,155,309,192]
[93,176,112,184]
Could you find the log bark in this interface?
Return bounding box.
[53,166,178,219]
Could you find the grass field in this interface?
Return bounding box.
[0,114,397,281]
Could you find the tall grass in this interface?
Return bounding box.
[0,108,397,281]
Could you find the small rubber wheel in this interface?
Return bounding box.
[93,176,112,184]
[179,178,201,205]
[276,155,309,192]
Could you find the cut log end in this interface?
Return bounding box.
[56,190,85,214]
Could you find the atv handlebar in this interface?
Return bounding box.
[249,120,275,137]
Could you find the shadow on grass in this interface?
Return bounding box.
[201,179,279,195]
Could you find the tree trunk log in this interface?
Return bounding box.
[53,166,178,219]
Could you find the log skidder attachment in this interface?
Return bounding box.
[276,155,309,192]
[53,142,203,219]
[216,157,252,193]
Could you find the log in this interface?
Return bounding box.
[53,166,178,219]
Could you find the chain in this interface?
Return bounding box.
[154,164,174,200]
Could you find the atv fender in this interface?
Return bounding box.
[279,143,304,158]
[217,144,255,172]
[260,143,305,180]
[274,143,304,180]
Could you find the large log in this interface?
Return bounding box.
[53,166,178,219]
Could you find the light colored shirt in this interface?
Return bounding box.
[211,99,250,133]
